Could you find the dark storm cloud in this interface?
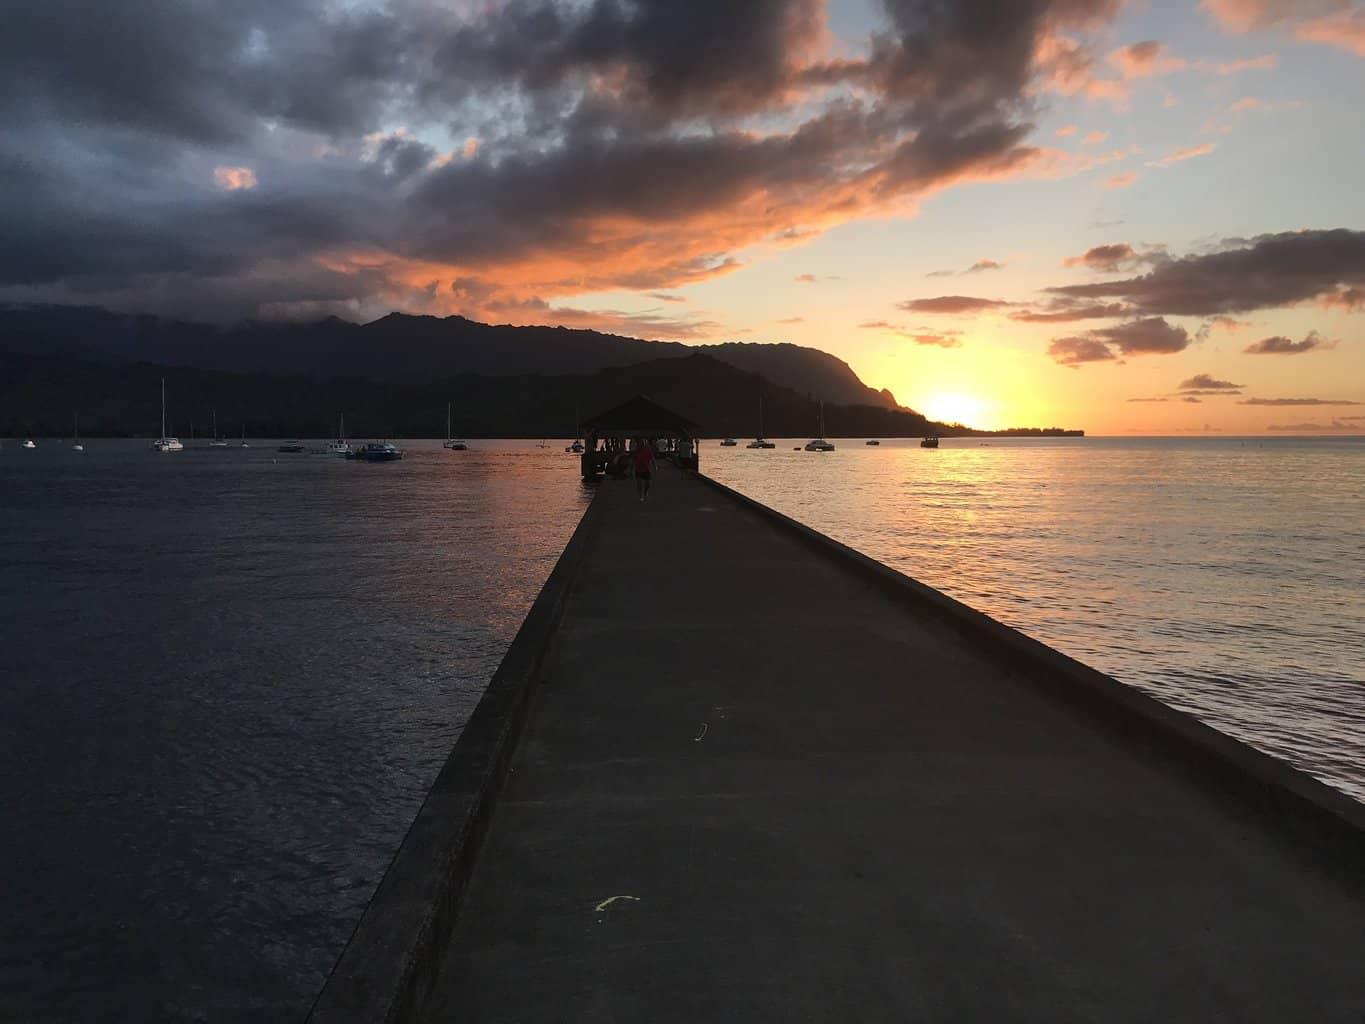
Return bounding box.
[1243,330,1337,354]
[0,0,1129,321]
[1047,229,1365,316]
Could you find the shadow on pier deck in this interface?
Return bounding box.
[310,464,1365,1023]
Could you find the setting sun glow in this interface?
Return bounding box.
[920,393,985,428]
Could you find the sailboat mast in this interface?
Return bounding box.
[758,395,764,437]
[447,402,452,442]
[160,378,166,439]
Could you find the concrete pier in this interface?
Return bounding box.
[310,464,1365,1023]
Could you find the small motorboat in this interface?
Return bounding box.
[350,441,403,462]
[865,439,880,446]
[804,438,835,452]
[920,436,940,449]
[746,438,776,449]
[445,440,469,451]
[720,438,738,447]
[277,441,307,453]
[567,439,585,454]
[21,439,36,449]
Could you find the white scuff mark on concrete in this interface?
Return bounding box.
[693,722,708,742]
[595,895,641,912]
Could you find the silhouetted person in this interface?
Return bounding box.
[633,438,656,501]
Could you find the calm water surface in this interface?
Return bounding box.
[0,439,590,1021]
[709,436,1365,802]
[4,434,1364,1019]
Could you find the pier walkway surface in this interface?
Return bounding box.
[325,465,1365,1023]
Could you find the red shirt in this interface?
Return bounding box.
[632,444,655,472]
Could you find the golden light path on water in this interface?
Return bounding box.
[707,435,1365,802]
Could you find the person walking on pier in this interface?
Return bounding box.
[633,438,656,501]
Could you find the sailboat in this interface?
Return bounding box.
[804,401,835,452]
[326,413,351,456]
[150,378,184,451]
[802,398,835,450]
[208,410,229,448]
[566,401,584,453]
[239,424,250,448]
[72,413,84,452]
[747,397,776,448]
[443,403,467,450]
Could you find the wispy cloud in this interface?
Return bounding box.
[1239,397,1363,406]
[1148,142,1217,168]
[1179,373,1243,391]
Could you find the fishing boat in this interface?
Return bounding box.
[443,403,468,450]
[325,414,351,456]
[349,441,403,462]
[72,413,84,452]
[150,378,184,452]
[920,436,940,449]
[208,411,229,448]
[804,402,835,452]
[747,397,776,448]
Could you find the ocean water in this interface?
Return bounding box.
[4,435,1363,1020]
[708,435,1365,803]
[0,439,591,1022]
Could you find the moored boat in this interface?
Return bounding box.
[921,436,940,448]
[150,378,184,452]
[349,441,403,462]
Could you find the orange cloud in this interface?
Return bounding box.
[1109,41,1188,78]
[1297,8,1365,55]
[1104,170,1138,188]
[212,166,257,190]
[1149,142,1217,167]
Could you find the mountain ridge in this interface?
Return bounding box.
[0,304,900,411]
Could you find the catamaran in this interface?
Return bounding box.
[804,401,835,452]
[150,379,184,452]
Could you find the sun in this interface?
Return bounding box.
[921,392,985,427]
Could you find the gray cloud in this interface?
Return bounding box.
[1048,229,1365,316]
[1243,330,1337,354]
[897,295,1010,314]
[0,0,1130,321]
[1048,336,1118,365]
[1239,397,1363,406]
[1046,316,1189,365]
[1010,299,1131,321]
[1179,373,1243,390]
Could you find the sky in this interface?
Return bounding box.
[2,0,1363,434]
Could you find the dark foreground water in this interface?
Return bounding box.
[709,436,1365,803]
[3,435,1364,1019]
[0,439,590,1022]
